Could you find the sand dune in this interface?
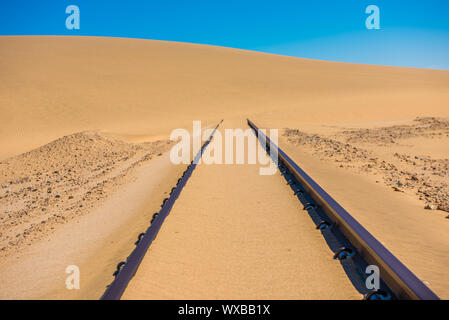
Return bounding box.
[1,36,449,159]
[0,36,449,299]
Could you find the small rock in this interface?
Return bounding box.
[424,204,437,210]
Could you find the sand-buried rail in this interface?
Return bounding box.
[247,118,440,300]
[100,118,439,300]
[100,120,223,300]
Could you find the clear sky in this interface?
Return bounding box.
[1,0,448,69]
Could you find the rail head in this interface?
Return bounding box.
[247,118,439,300]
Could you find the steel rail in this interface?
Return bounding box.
[247,118,439,300]
[100,120,223,300]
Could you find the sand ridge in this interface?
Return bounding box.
[0,150,189,299]
[0,131,173,257]
[1,36,449,159]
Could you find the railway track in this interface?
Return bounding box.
[100,119,439,300]
[247,119,439,300]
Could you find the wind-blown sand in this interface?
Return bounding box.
[277,119,449,298]
[283,117,449,214]
[0,36,448,299]
[0,131,173,257]
[2,36,448,159]
[122,119,362,300]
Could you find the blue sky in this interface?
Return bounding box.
[1,0,448,69]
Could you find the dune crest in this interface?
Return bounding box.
[1,36,449,159]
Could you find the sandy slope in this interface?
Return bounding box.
[0,152,188,299]
[0,36,449,299]
[283,117,449,214]
[0,131,172,257]
[1,36,449,159]
[0,137,180,299]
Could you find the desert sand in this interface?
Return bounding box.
[277,118,449,298]
[0,36,448,299]
[122,119,362,300]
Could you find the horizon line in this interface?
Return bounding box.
[2,34,449,72]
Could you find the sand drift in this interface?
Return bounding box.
[248,119,439,300]
[1,37,448,300]
[100,119,439,300]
